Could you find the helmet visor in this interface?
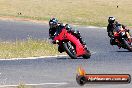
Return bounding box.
[49,22,57,28]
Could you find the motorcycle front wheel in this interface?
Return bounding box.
[63,41,77,59]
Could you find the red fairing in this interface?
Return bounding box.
[54,28,86,56]
[114,29,125,38]
[114,32,119,38]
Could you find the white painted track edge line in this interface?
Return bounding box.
[0,82,68,87]
[0,50,96,60]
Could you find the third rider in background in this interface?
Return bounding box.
[107,16,131,45]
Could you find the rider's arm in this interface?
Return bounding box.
[49,28,52,39]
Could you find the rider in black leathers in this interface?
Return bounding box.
[107,17,131,45]
[49,18,86,53]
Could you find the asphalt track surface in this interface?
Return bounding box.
[0,20,132,88]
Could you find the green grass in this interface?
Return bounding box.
[17,84,26,88]
[0,0,132,26]
[17,83,32,88]
[0,38,60,59]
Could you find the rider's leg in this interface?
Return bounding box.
[126,32,131,43]
[71,30,86,45]
[76,31,86,45]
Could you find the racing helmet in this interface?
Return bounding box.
[108,16,115,24]
[49,18,58,28]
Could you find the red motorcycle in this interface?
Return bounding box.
[53,27,91,59]
[112,25,132,51]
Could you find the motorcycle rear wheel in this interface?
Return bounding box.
[82,48,91,59]
[123,39,132,51]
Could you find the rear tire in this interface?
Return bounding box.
[63,42,77,59]
[82,49,91,59]
[123,39,132,51]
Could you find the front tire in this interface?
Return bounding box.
[63,41,77,59]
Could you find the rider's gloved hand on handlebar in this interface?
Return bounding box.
[48,37,56,44]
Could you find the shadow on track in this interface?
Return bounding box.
[109,50,131,52]
[116,51,131,52]
[56,57,89,60]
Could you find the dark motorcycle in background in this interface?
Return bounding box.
[111,25,132,51]
[52,27,91,59]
